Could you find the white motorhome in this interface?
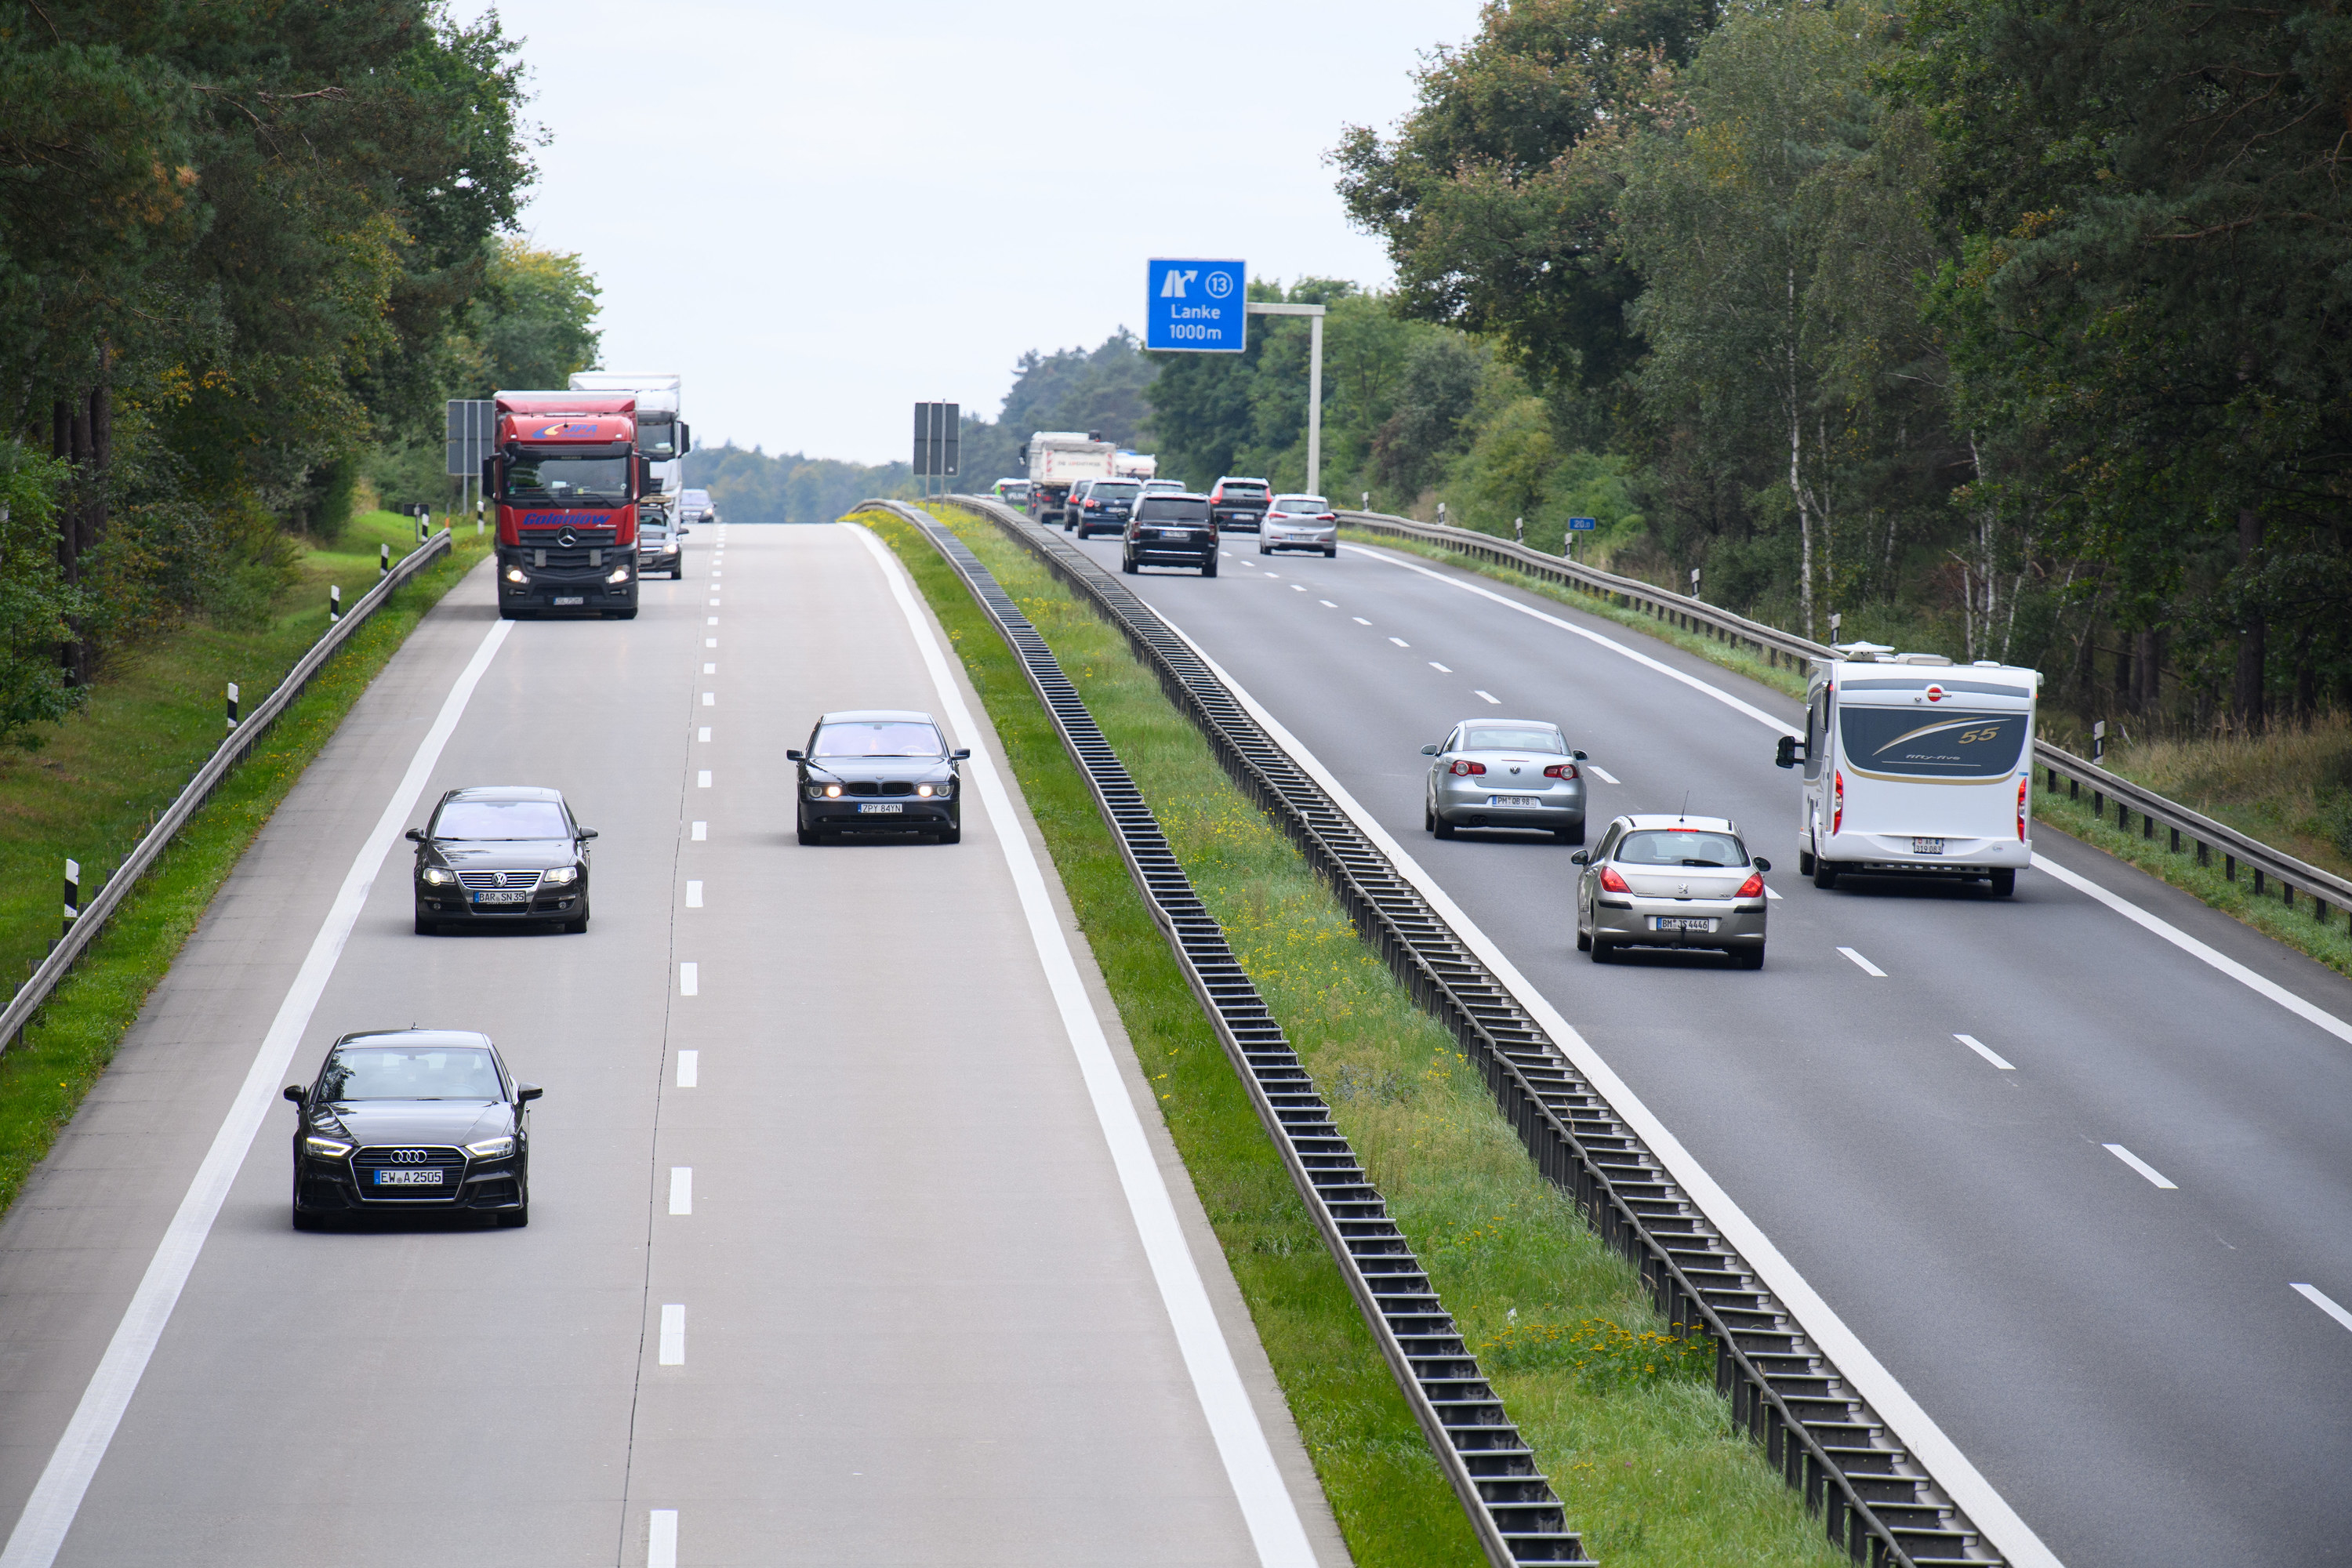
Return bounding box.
[569,372,688,526]
[1022,431,1116,524]
[1112,449,1157,480]
[1777,648,2038,895]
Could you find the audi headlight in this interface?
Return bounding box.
[542,865,578,886]
[303,1135,353,1159]
[466,1136,515,1159]
[419,867,456,886]
[607,565,631,583]
[505,565,528,583]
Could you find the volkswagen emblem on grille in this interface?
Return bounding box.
[390,1149,429,1163]
[557,525,578,548]
[492,870,508,887]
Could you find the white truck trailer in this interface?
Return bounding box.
[1022,431,1116,525]
[569,372,689,530]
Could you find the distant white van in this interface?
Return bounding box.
[1776,649,2038,895]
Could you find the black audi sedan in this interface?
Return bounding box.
[408,785,596,934]
[788,709,970,844]
[286,1029,539,1229]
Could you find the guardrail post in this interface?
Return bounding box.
[224,681,239,731]
[62,858,79,942]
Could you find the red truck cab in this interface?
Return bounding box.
[485,392,646,619]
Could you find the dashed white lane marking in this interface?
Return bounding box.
[669,1167,692,1215]
[2104,1144,2177,1189]
[679,962,699,996]
[1956,1033,2015,1070]
[1352,616,1370,626]
[695,771,711,789]
[1388,637,1410,648]
[705,638,717,649]
[701,691,714,706]
[1473,689,1500,705]
[690,821,706,840]
[1764,885,1784,901]
[850,524,1318,1567]
[1263,572,1279,579]
[1290,584,1305,593]
[1429,662,1452,673]
[648,1510,678,1568]
[707,599,720,607]
[2292,1283,2352,1334]
[703,662,715,674]
[696,728,710,743]
[1585,764,1620,784]
[675,1050,698,1088]
[684,880,702,909]
[1838,946,1888,978]
[706,616,717,626]
[659,1305,685,1364]
[0,615,517,1568]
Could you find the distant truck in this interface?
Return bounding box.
[568,372,688,532]
[1022,431,1117,525]
[485,391,651,619]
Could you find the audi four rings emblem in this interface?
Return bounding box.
[390,1149,429,1163]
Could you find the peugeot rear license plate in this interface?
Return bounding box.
[1486,795,1542,808]
[373,1169,442,1187]
[1652,916,1718,932]
[1912,837,1946,855]
[474,889,529,903]
[552,595,584,606]
[858,803,902,815]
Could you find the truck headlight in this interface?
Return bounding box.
[505,566,527,583]
[542,866,578,886]
[606,565,631,583]
[420,867,456,886]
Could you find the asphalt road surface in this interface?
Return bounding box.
[0,525,1344,1568]
[1062,522,2352,1568]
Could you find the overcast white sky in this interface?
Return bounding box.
[454,0,1481,465]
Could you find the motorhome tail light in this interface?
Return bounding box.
[1542,763,1578,780]
[1449,760,1486,776]
[2017,775,2030,840]
[1832,771,1845,834]
[1599,866,1632,895]
[1736,871,1765,899]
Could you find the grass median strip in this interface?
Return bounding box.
[0,521,489,1222]
[866,505,1846,1568]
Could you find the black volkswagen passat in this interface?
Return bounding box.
[789,709,970,844]
[408,785,597,934]
[286,1029,539,1229]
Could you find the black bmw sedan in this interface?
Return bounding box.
[409,785,597,934]
[286,1029,539,1229]
[789,709,970,844]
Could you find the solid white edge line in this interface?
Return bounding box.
[648,1508,678,1568]
[0,615,515,1568]
[1955,1034,2016,1071]
[669,1167,692,1215]
[1350,539,2352,1048]
[848,524,1316,1567]
[2102,1144,2178,1189]
[2291,1283,2352,1334]
[1838,946,1889,978]
[675,1050,699,1088]
[1148,608,2066,1568]
[658,1305,685,1365]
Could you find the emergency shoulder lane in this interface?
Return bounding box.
[1063,525,2352,1568]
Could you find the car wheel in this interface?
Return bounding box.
[797,808,819,847]
[670,566,682,580]
[496,1204,528,1228]
[1424,800,1436,832]
[1555,822,1584,845]
[414,909,437,936]
[1120,551,1138,575]
[499,607,532,620]
[1201,555,1218,578]
[1576,927,1592,952]
[1813,858,1841,890]
[1735,945,1766,970]
[562,902,589,935]
[1258,536,1271,555]
[938,823,961,844]
[1798,848,1816,877]
[608,608,637,620]
[1989,868,2016,897]
[292,1205,323,1231]
[1590,937,1616,964]
[1434,815,1457,840]
[1324,544,1338,558]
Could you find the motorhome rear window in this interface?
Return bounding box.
[1138,498,1209,521]
[1839,708,2027,779]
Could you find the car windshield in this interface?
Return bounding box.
[1092,482,1139,499]
[433,799,569,840]
[1461,727,1565,753]
[812,720,942,757]
[1616,829,1746,868]
[1274,496,1329,514]
[502,453,629,506]
[1138,498,1210,521]
[681,491,710,506]
[320,1046,502,1102]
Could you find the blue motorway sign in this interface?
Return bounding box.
[1567,515,1599,530]
[1145,259,1246,353]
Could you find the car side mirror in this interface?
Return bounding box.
[1573,749,1588,761]
[1774,735,1800,769]
[283,1083,306,1104]
[516,1083,543,1103]
[1752,857,1772,873]
[577,828,598,840]
[952,748,972,760]
[405,829,424,843]
[785,749,804,761]
[1420,744,1440,756]
[1569,851,1590,866]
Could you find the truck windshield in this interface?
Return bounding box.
[1838,708,2027,779]
[504,453,630,506]
[1138,498,1210,521]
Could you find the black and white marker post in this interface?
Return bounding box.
[225,681,239,731]
[62,858,79,942]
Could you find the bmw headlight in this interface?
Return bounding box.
[466,1136,515,1159]
[505,565,528,583]
[420,867,456,886]
[303,1135,353,1159]
[542,865,578,886]
[823,783,842,798]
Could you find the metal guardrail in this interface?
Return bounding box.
[860,499,1587,1566]
[2,529,456,1055]
[1338,509,2352,931]
[939,493,2001,1568]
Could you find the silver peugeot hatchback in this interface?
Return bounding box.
[1572,814,1770,967]
[1422,719,1590,843]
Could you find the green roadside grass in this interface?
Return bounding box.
[864,504,1845,1568]
[1346,525,2352,983]
[0,513,489,1219]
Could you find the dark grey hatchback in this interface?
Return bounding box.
[287,1029,539,1229]
[789,710,970,844]
[409,786,596,934]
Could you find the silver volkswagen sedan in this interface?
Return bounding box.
[1422,720,1590,843]
[1572,814,1770,967]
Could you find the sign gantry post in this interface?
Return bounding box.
[1145,259,1328,499]
[911,401,960,500]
